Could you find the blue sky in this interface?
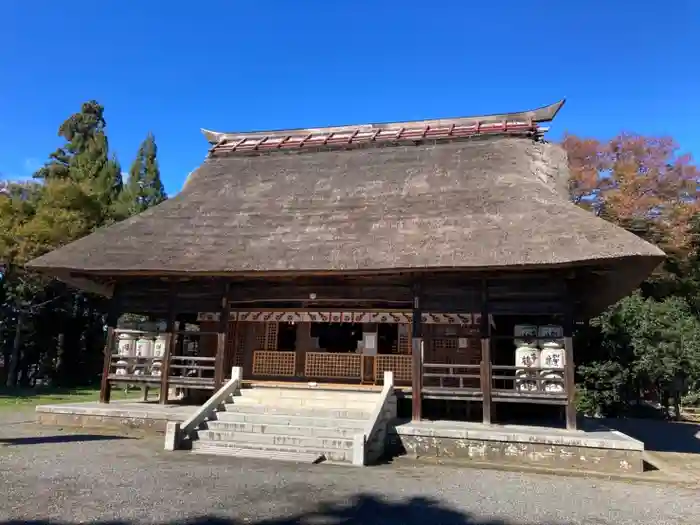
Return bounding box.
[1,1,698,195]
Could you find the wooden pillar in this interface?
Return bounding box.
[295,322,311,377]
[227,315,240,375]
[564,282,577,430]
[99,288,121,404]
[242,323,256,379]
[214,283,232,389]
[411,282,423,421]
[480,278,493,425]
[159,284,177,404]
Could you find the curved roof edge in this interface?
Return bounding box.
[200,99,566,144]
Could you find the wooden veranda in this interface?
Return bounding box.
[98,270,583,429]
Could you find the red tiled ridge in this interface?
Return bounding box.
[210,120,539,156]
[204,100,566,157]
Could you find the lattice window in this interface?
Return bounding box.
[252,350,296,376]
[304,352,362,379]
[375,355,412,383]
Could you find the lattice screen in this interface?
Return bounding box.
[375,355,412,383]
[398,323,411,354]
[254,322,278,349]
[304,352,362,379]
[264,322,279,350]
[428,337,481,365]
[254,323,265,348]
[225,321,246,368]
[252,350,296,376]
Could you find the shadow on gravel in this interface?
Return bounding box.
[0,493,569,525]
[603,417,700,454]
[0,434,134,446]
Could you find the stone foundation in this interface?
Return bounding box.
[387,420,644,474]
[35,402,195,436]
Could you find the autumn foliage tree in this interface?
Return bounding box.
[564,133,700,251]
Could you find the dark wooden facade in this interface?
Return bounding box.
[99,267,582,430]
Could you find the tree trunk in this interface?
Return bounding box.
[6,313,24,388]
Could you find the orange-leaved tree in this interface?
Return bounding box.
[562,133,700,254]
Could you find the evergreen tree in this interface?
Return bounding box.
[34,100,123,227]
[119,133,167,216]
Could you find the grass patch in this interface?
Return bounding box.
[0,385,150,410]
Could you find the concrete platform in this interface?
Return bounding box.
[35,401,198,435]
[387,419,645,474]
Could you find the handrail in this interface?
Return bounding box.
[352,371,395,466]
[164,366,242,450]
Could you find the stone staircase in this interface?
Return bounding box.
[189,386,380,464]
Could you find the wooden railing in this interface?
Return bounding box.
[252,350,296,376]
[305,352,362,379]
[106,353,216,386]
[168,356,216,379]
[375,355,412,384]
[108,354,162,379]
[423,363,481,390]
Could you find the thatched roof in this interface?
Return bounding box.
[27,100,664,312]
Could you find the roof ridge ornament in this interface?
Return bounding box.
[201,99,565,143]
[201,100,566,157]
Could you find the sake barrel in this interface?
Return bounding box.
[540,341,565,369]
[515,344,541,368]
[115,359,130,375]
[151,360,162,377]
[153,334,168,358]
[514,324,538,347]
[538,324,563,347]
[117,333,136,357]
[136,336,154,358]
[541,371,565,393]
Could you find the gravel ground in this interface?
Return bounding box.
[1,411,699,525]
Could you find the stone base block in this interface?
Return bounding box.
[35,402,195,436]
[387,420,645,474]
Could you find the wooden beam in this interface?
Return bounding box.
[99,288,121,403]
[214,283,232,388]
[159,284,178,404]
[480,278,493,425]
[411,282,423,421]
[564,280,577,430]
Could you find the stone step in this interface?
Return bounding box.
[220,403,371,420]
[191,439,352,463]
[191,442,324,463]
[232,396,377,411]
[203,420,364,438]
[211,410,368,428]
[195,429,355,450]
[238,388,380,401]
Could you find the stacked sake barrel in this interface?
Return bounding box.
[538,325,565,393]
[115,321,169,376]
[513,324,565,393]
[513,324,539,392]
